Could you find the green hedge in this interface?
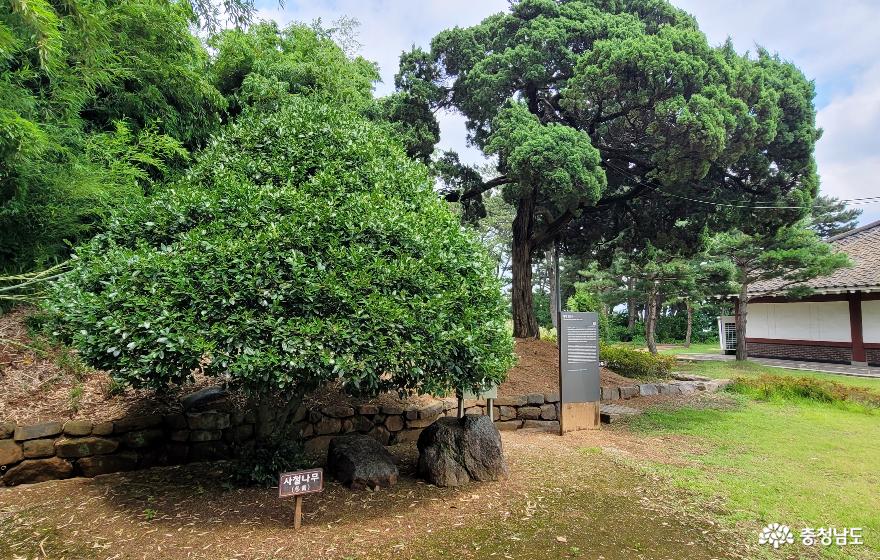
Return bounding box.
[601,345,675,379]
[731,375,880,408]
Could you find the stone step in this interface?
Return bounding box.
[600,404,642,424]
[671,372,712,381]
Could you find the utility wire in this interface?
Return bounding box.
[603,161,880,210]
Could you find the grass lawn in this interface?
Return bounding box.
[626,378,880,559]
[658,342,721,355]
[679,359,880,392]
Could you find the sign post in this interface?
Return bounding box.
[558,312,601,433]
[279,468,324,529]
[462,384,498,420]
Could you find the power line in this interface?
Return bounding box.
[602,161,880,210]
[841,196,880,202]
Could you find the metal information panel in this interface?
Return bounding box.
[559,312,601,403]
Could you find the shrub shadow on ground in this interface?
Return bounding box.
[0,431,755,560]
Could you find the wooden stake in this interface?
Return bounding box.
[294,495,303,529]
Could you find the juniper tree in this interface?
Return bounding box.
[396,0,822,337]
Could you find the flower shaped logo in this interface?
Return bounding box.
[759,523,795,549]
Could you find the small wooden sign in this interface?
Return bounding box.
[279,468,324,498]
[279,468,324,529]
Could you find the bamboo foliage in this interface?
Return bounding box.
[0,261,68,303]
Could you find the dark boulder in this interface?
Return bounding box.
[417,415,508,487]
[327,434,398,490]
[180,386,228,411]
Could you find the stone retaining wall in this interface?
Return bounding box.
[867,348,880,367]
[1,379,730,487]
[600,379,731,401]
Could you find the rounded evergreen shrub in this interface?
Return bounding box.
[45,98,515,396]
[601,345,675,380]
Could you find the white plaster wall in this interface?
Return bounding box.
[861,300,880,343]
[747,301,851,342]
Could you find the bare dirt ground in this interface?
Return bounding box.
[499,338,634,396]
[0,423,756,560]
[0,307,205,424]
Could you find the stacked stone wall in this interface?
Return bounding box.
[1,379,729,486]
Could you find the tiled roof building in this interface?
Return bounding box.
[750,220,880,296]
[739,221,880,366]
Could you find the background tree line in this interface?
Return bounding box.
[0,0,419,273]
[4,0,861,378]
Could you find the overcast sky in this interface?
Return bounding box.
[256,0,880,224]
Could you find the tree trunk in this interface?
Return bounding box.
[685,299,693,348]
[735,282,749,361]
[511,193,539,338]
[626,278,636,330]
[645,290,658,354]
[546,248,558,329]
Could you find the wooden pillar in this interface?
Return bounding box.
[559,402,600,433]
[849,291,866,365]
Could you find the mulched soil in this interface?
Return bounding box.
[498,338,637,396]
[0,427,755,560]
[0,307,210,425]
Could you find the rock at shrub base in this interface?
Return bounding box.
[181,386,228,411]
[77,453,139,477]
[417,415,508,487]
[327,434,398,490]
[55,437,119,458]
[14,421,62,442]
[0,422,16,439]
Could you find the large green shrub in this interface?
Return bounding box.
[601,345,675,380]
[45,98,515,397]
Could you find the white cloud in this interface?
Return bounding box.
[816,65,880,164]
[672,1,878,87]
